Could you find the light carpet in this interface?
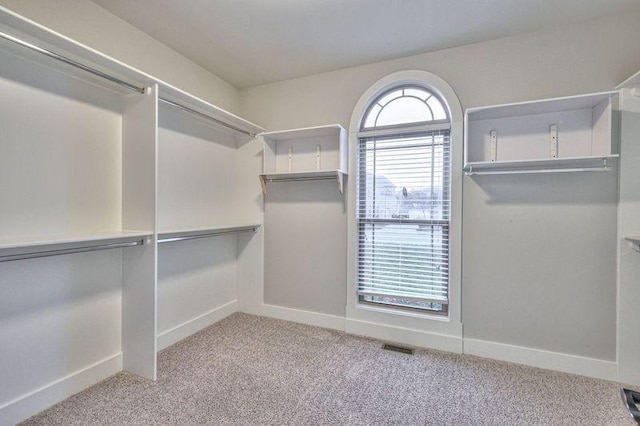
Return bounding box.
[21,313,635,425]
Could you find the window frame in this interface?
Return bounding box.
[346,70,463,349]
[356,85,452,314]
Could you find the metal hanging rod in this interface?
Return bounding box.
[0,239,145,263]
[265,176,338,183]
[465,158,612,176]
[466,167,611,176]
[158,97,256,137]
[158,227,259,244]
[0,30,146,94]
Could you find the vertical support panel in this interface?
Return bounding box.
[617,89,640,386]
[121,84,158,380]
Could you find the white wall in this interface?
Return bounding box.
[238,12,640,366]
[0,0,240,113]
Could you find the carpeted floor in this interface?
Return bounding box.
[21,313,634,425]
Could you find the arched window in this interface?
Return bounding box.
[362,86,448,128]
[356,84,451,313]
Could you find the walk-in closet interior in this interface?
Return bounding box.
[1,1,640,424]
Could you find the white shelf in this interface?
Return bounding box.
[158,83,264,137]
[0,230,151,261]
[466,91,617,121]
[259,170,346,193]
[0,5,263,138]
[465,155,618,175]
[260,124,348,193]
[464,91,619,174]
[157,224,260,243]
[261,124,344,140]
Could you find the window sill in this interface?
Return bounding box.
[355,301,450,322]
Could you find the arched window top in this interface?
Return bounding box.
[361,85,449,129]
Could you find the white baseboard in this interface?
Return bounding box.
[346,318,463,353]
[157,300,238,351]
[248,303,346,331]
[464,338,617,381]
[0,353,122,426]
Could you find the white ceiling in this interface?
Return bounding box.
[90,0,640,88]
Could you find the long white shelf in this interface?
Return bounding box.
[259,170,347,193]
[157,224,261,244]
[0,230,151,262]
[465,91,618,121]
[464,155,618,176]
[158,83,264,137]
[260,124,344,140]
[0,5,264,138]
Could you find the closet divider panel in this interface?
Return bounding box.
[617,86,640,385]
[121,83,158,380]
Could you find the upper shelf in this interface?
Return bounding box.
[0,230,151,262]
[261,124,345,141]
[259,124,348,193]
[157,84,264,137]
[464,91,619,175]
[0,5,263,137]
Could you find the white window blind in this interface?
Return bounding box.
[357,86,451,311]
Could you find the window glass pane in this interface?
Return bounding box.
[377,89,403,107]
[363,103,381,128]
[404,88,430,101]
[376,97,433,127]
[357,130,450,312]
[427,96,447,120]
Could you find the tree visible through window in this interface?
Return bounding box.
[357,86,451,313]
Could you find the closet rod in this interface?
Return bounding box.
[158,228,259,244]
[466,166,611,176]
[158,97,256,137]
[0,239,145,263]
[0,30,145,94]
[264,176,338,183]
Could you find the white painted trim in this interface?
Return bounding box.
[346,70,464,337]
[346,318,463,353]
[248,304,346,331]
[464,338,617,381]
[157,300,238,351]
[0,353,122,425]
[239,304,618,381]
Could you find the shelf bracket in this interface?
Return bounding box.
[259,175,267,194]
[490,130,497,162]
[549,124,558,158]
[316,145,321,170]
[336,171,344,193]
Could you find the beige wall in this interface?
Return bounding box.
[0,0,240,113]
[240,12,640,130]
[239,12,640,361]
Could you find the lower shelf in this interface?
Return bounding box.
[259,170,346,193]
[464,155,618,176]
[157,224,260,244]
[0,231,152,262]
